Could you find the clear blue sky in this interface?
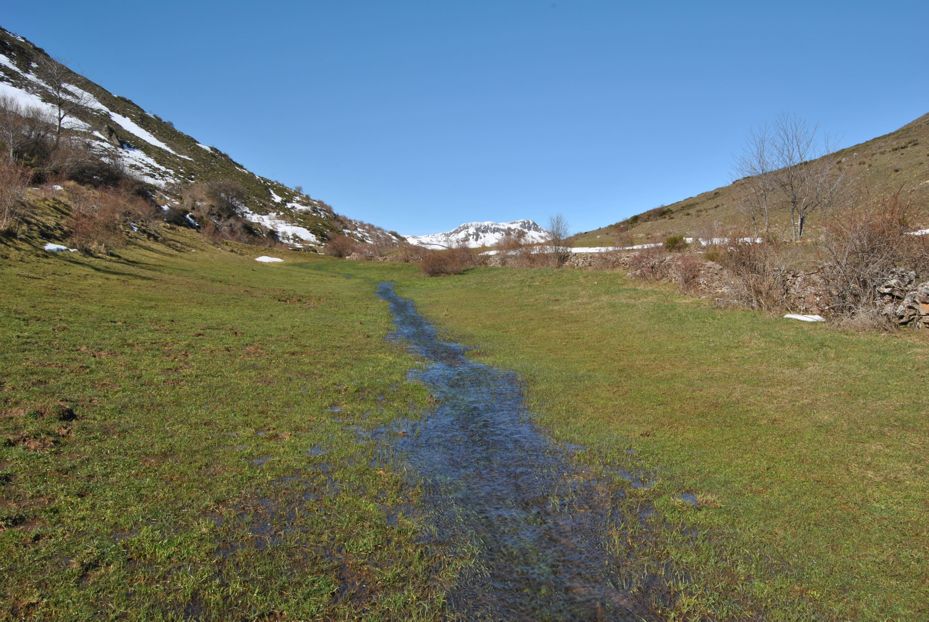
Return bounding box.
[5,1,928,235]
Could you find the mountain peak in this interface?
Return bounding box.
[406,220,549,249]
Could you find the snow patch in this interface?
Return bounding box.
[0,81,88,129]
[108,111,179,156]
[240,207,320,246]
[255,256,284,263]
[784,314,825,323]
[43,242,76,253]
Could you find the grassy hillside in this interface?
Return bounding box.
[3,194,929,618]
[572,113,929,246]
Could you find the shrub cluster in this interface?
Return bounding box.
[324,234,357,258]
[68,185,159,253]
[420,247,476,276]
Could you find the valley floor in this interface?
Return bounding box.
[1,230,927,620]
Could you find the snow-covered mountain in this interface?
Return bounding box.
[406,220,550,249]
[0,27,403,250]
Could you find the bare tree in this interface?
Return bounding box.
[547,214,571,266]
[42,60,89,148]
[736,127,775,236]
[0,96,26,161]
[737,115,843,240]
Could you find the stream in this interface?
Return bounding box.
[376,282,659,620]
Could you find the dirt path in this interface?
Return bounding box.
[377,282,661,620]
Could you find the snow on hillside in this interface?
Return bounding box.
[0,28,402,252]
[406,220,550,249]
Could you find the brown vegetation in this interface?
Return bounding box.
[420,246,477,276]
[68,185,159,253]
[181,180,271,243]
[818,191,929,318]
[0,157,29,232]
[324,234,357,258]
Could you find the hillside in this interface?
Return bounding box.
[0,26,401,249]
[572,113,929,246]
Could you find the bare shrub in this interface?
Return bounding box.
[819,192,929,317]
[628,247,672,281]
[674,254,705,292]
[421,246,476,276]
[393,243,428,264]
[68,187,157,253]
[49,140,127,188]
[0,158,30,232]
[181,180,266,242]
[0,97,54,167]
[718,240,790,311]
[325,234,357,258]
[546,214,571,267]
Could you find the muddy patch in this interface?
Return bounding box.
[376,282,666,620]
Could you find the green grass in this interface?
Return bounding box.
[400,267,929,620]
[0,230,464,620]
[3,221,929,619]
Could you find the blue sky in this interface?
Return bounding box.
[5,1,928,235]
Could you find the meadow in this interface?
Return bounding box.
[2,229,928,619]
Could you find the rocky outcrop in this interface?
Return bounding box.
[878,270,929,327]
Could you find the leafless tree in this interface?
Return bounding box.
[737,115,843,240]
[42,60,89,148]
[547,214,571,266]
[736,127,776,236]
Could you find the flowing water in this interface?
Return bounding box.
[376,283,659,621]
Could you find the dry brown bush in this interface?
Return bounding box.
[421,246,476,276]
[819,192,929,317]
[68,186,158,253]
[628,247,672,281]
[0,157,30,232]
[717,239,790,311]
[325,234,357,258]
[181,180,269,243]
[392,244,428,263]
[674,254,705,292]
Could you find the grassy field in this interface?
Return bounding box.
[401,267,929,620]
[3,226,929,619]
[0,230,466,620]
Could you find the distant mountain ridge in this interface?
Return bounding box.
[0,26,402,249]
[406,220,550,249]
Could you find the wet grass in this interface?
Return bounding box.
[4,225,929,619]
[400,267,929,620]
[0,231,463,620]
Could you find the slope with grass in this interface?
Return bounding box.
[572,112,929,247]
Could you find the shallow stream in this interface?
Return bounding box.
[376,282,659,620]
